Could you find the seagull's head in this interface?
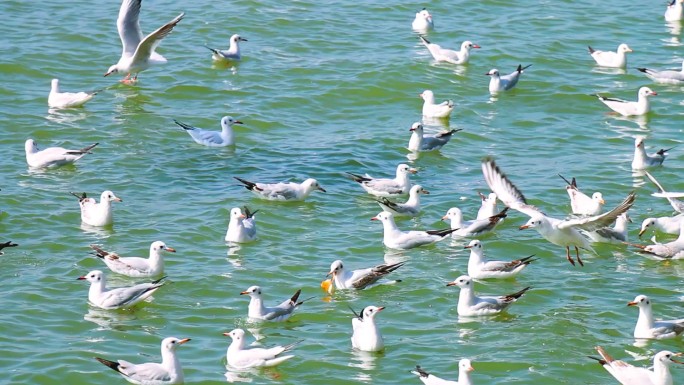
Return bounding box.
[231,34,248,44]
[162,337,190,352]
[464,239,482,251]
[104,65,119,77]
[639,87,657,98]
[634,136,646,149]
[446,275,472,289]
[441,207,461,221]
[655,351,684,366]
[223,328,245,341]
[409,122,423,132]
[462,41,481,51]
[617,43,633,54]
[24,139,38,154]
[328,260,344,277]
[519,216,543,230]
[240,285,262,298]
[371,211,393,223]
[230,207,246,221]
[459,358,475,373]
[638,218,656,237]
[221,116,243,128]
[397,163,418,176]
[627,294,651,309]
[419,90,434,103]
[410,185,429,196]
[417,9,432,23]
[303,178,326,193]
[592,192,605,205]
[151,241,175,254]
[361,305,385,320]
[485,69,500,77]
[77,270,104,284]
[51,78,60,91]
[101,190,122,203]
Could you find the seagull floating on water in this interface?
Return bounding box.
[234,176,325,201]
[408,122,461,152]
[90,241,175,278]
[638,60,684,84]
[225,206,258,243]
[25,139,98,169]
[376,185,428,217]
[174,116,242,147]
[78,270,165,309]
[420,90,454,118]
[638,214,684,237]
[629,221,684,259]
[372,211,456,250]
[240,285,307,322]
[628,294,684,339]
[347,163,416,197]
[665,0,684,21]
[442,207,508,238]
[411,359,475,385]
[224,328,299,369]
[205,34,247,62]
[324,259,404,293]
[350,305,385,352]
[477,192,498,220]
[447,275,530,316]
[96,336,190,385]
[465,239,535,279]
[632,136,671,170]
[597,87,657,117]
[583,213,631,244]
[104,0,185,83]
[485,64,531,94]
[412,8,434,32]
[419,37,480,65]
[588,43,632,68]
[589,346,683,385]
[71,191,122,227]
[558,174,604,216]
[48,79,99,108]
[482,157,636,266]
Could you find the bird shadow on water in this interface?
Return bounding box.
[349,349,383,381]
[83,307,145,330]
[45,108,89,125]
[80,222,115,239]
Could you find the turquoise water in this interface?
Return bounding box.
[2,0,684,383]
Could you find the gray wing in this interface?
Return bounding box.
[645,171,684,213]
[481,158,545,218]
[594,227,626,242]
[559,192,635,231]
[130,13,185,65]
[117,0,143,58]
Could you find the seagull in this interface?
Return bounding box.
[347,163,417,197]
[90,241,175,278]
[48,79,99,108]
[583,213,631,244]
[104,0,185,83]
[477,192,498,220]
[589,346,683,385]
[95,337,190,385]
[644,172,684,213]
[637,60,684,84]
[205,34,247,62]
[412,8,434,31]
[465,239,535,279]
[326,259,404,292]
[638,214,684,237]
[485,64,531,94]
[481,157,636,266]
[665,0,684,21]
[233,176,326,201]
[419,90,454,118]
[441,207,509,238]
[224,328,299,369]
[558,174,604,216]
[240,285,307,322]
[408,122,461,152]
[0,241,18,256]
[25,139,98,169]
[71,191,122,227]
[629,222,684,259]
[419,37,480,65]
[627,295,684,339]
[350,305,385,352]
[174,116,242,147]
[372,211,456,250]
[376,184,428,217]
[596,87,657,117]
[588,43,633,68]
[411,359,475,385]
[446,275,530,316]
[77,270,165,309]
[632,136,671,170]
[225,207,258,243]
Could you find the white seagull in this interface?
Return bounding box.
[48,79,99,108]
[447,275,530,316]
[638,60,684,85]
[376,184,428,217]
[205,34,247,62]
[588,43,633,68]
[441,207,509,238]
[325,259,404,292]
[589,346,683,385]
[632,136,672,170]
[481,157,635,266]
[628,295,684,339]
[174,116,242,147]
[584,213,631,244]
[645,171,684,213]
[104,0,185,83]
[90,241,175,278]
[465,239,535,279]
[25,139,98,169]
[629,222,684,260]
[71,190,122,227]
[638,214,684,237]
[412,8,434,32]
[224,328,299,369]
[372,211,456,250]
[412,359,475,385]
[78,270,165,310]
[234,176,326,201]
[350,305,385,352]
[419,37,480,65]
[225,206,258,243]
[558,174,604,216]
[597,87,657,117]
[96,337,190,385]
[665,0,684,21]
[408,122,461,152]
[347,163,417,197]
[420,90,454,118]
[485,64,531,94]
[477,192,498,220]
[240,285,306,322]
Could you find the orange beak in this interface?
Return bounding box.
[627,301,637,306]
[239,291,250,295]
[178,338,191,345]
[370,217,379,221]
[519,225,530,230]
[165,247,176,253]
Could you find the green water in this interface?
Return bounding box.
[2,0,684,383]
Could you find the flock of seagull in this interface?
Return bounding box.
[7,0,684,384]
